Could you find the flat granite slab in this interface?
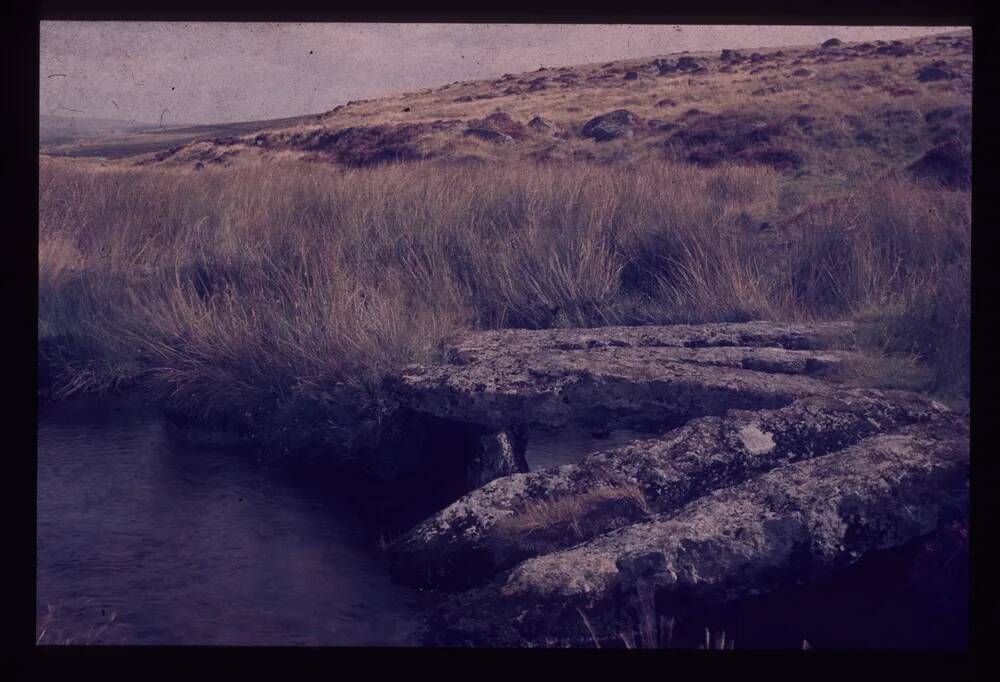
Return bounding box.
[384,321,859,433]
[417,396,968,647]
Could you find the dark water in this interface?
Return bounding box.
[37,398,437,646]
[525,428,650,471]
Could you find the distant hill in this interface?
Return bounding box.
[39,115,159,147]
[40,113,324,160]
[41,28,970,182]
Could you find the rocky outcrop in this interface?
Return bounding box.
[384,321,857,435]
[388,389,953,590]
[422,407,968,646]
[581,110,642,141]
[876,44,915,57]
[467,430,529,489]
[657,61,678,76]
[917,64,958,82]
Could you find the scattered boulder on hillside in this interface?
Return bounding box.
[720,49,742,62]
[581,109,642,141]
[917,64,958,82]
[656,60,678,75]
[792,68,814,77]
[527,77,548,92]
[624,71,639,81]
[750,53,765,63]
[465,112,528,141]
[677,56,701,70]
[876,44,915,57]
[655,98,678,108]
[907,138,971,190]
[821,38,843,48]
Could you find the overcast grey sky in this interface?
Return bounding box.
[40,22,966,126]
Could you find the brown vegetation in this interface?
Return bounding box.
[38,29,972,444]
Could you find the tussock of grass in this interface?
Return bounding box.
[497,483,650,540]
[39,156,970,435]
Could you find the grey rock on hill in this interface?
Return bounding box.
[580,110,642,141]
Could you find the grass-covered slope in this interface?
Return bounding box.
[38,30,971,449]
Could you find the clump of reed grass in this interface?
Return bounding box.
[38,156,970,435]
[497,482,650,540]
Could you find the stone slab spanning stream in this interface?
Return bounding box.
[378,321,969,647]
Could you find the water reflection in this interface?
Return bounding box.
[37,397,435,646]
[525,427,652,470]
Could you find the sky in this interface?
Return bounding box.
[40,23,968,126]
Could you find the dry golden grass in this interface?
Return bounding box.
[497,483,650,540]
[38,30,972,433]
[38,152,970,426]
[48,30,970,180]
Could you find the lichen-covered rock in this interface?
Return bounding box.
[388,389,951,590]
[467,430,529,489]
[581,110,641,141]
[423,412,968,646]
[917,64,958,82]
[384,321,856,435]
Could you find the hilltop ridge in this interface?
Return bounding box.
[45,29,969,191]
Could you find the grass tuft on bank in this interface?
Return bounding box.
[39,157,970,435]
